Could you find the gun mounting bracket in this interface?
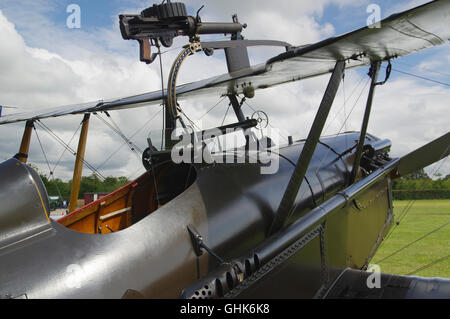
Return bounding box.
[187,225,225,264]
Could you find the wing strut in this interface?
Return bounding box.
[350,61,382,183]
[68,114,91,213]
[267,60,346,236]
[14,120,35,164]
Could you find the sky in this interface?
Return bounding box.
[0,0,448,182]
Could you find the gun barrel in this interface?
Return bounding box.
[197,22,243,35]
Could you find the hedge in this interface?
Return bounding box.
[392,189,450,200]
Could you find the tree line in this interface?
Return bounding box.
[392,169,450,200]
[39,173,130,200]
[35,163,449,201]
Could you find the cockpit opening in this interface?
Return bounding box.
[57,161,197,234]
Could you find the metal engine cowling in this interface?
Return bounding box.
[0,159,51,250]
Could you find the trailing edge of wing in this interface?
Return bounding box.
[1,0,449,125]
[395,132,450,178]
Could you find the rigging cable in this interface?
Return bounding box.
[391,68,450,87]
[94,113,143,161]
[195,96,228,151]
[292,76,372,209]
[178,107,221,150]
[33,125,64,201]
[97,108,163,171]
[216,102,233,152]
[243,73,369,174]
[326,63,450,272]
[51,121,82,176]
[221,103,232,127]
[378,154,449,249]
[323,72,366,134]
[383,63,450,87]
[105,111,144,153]
[314,76,372,175]
[342,73,348,150]
[197,96,227,120]
[283,74,371,212]
[395,60,450,79]
[376,221,450,264]
[160,45,184,55]
[35,120,106,181]
[178,107,204,135]
[406,254,450,276]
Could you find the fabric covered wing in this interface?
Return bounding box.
[1,0,449,125]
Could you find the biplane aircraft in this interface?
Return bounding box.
[0,0,449,299]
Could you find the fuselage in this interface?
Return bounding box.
[0,132,394,298]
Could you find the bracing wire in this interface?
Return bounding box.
[286,75,371,213]
[33,126,64,200]
[96,113,143,153]
[384,63,450,87]
[108,108,163,181]
[392,68,450,87]
[51,122,82,176]
[313,76,372,176]
[197,96,227,121]
[35,120,106,181]
[395,60,450,78]
[378,154,449,249]
[96,108,163,171]
[379,111,449,258]
[189,96,229,152]
[160,45,184,55]
[106,112,144,153]
[178,108,200,131]
[179,107,221,151]
[376,221,450,264]
[94,113,143,161]
[220,103,232,127]
[319,63,450,272]
[342,74,348,149]
[406,254,450,276]
[323,72,366,134]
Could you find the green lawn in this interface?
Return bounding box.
[371,199,450,278]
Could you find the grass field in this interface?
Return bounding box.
[371,199,450,278]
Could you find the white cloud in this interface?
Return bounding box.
[385,0,431,16]
[0,0,448,183]
[0,9,161,180]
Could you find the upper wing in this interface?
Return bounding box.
[1,0,449,125]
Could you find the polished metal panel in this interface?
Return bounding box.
[0,181,208,299]
[0,132,435,299]
[0,159,52,251]
[0,133,365,298]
